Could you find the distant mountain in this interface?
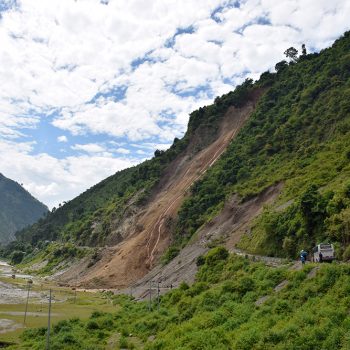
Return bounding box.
[0,173,48,243]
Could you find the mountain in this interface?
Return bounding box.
[0,173,48,243]
[9,31,350,289]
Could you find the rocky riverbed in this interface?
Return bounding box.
[0,260,44,304]
[0,260,48,335]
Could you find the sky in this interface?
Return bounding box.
[0,0,349,209]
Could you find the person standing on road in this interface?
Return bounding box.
[300,250,307,265]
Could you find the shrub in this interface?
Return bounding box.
[342,244,350,261]
[10,250,24,264]
[85,320,100,330]
[205,247,229,266]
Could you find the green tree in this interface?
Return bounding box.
[275,60,288,72]
[301,44,307,56]
[284,47,299,62]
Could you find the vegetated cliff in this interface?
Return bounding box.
[0,173,48,244]
[10,31,350,288]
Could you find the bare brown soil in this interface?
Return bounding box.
[123,182,284,299]
[200,183,283,249]
[58,90,264,289]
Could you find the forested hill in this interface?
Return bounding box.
[176,31,350,260]
[9,31,350,266]
[0,173,48,243]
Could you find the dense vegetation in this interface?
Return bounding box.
[0,173,47,244]
[11,248,350,349]
[174,31,350,258]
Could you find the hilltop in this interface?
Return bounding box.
[5,31,350,290]
[0,173,48,244]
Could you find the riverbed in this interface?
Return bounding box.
[0,260,48,336]
[0,260,116,341]
[0,260,44,304]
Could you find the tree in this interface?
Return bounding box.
[11,250,24,264]
[284,47,298,62]
[154,149,165,157]
[301,44,307,56]
[275,60,288,72]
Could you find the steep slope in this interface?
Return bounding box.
[11,78,261,287]
[10,31,350,290]
[57,88,263,288]
[127,32,350,293]
[0,173,48,243]
[174,31,350,260]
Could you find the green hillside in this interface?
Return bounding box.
[10,248,350,349]
[0,173,48,244]
[9,80,255,250]
[3,29,350,350]
[6,31,350,265]
[175,31,350,259]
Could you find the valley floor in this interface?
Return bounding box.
[0,260,117,347]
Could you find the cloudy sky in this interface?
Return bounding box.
[0,0,349,209]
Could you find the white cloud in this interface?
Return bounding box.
[0,0,350,206]
[57,135,68,143]
[71,143,106,154]
[115,148,130,155]
[0,139,136,208]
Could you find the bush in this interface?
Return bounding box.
[161,246,180,265]
[196,255,205,266]
[342,245,350,261]
[85,320,100,330]
[205,247,229,266]
[10,250,24,264]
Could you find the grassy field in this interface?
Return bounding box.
[0,274,117,346]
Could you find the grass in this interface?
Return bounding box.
[8,248,350,349]
[4,247,350,350]
[0,275,118,345]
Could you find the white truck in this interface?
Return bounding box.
[312,243,335,262]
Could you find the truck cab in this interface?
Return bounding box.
[313,243,335,262]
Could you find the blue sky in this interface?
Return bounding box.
[0,0,349,208]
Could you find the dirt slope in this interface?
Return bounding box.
[123,182,282,299]
[58,89,264,289]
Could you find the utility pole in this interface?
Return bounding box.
[74,275,78,304]
[40,284,43,312]
[72,287,77,304]
[148,281,152,311]
[46,289,52,350]
[157,281,160,311]
[23,279,33,326]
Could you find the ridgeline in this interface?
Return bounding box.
[0,173,47,245]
